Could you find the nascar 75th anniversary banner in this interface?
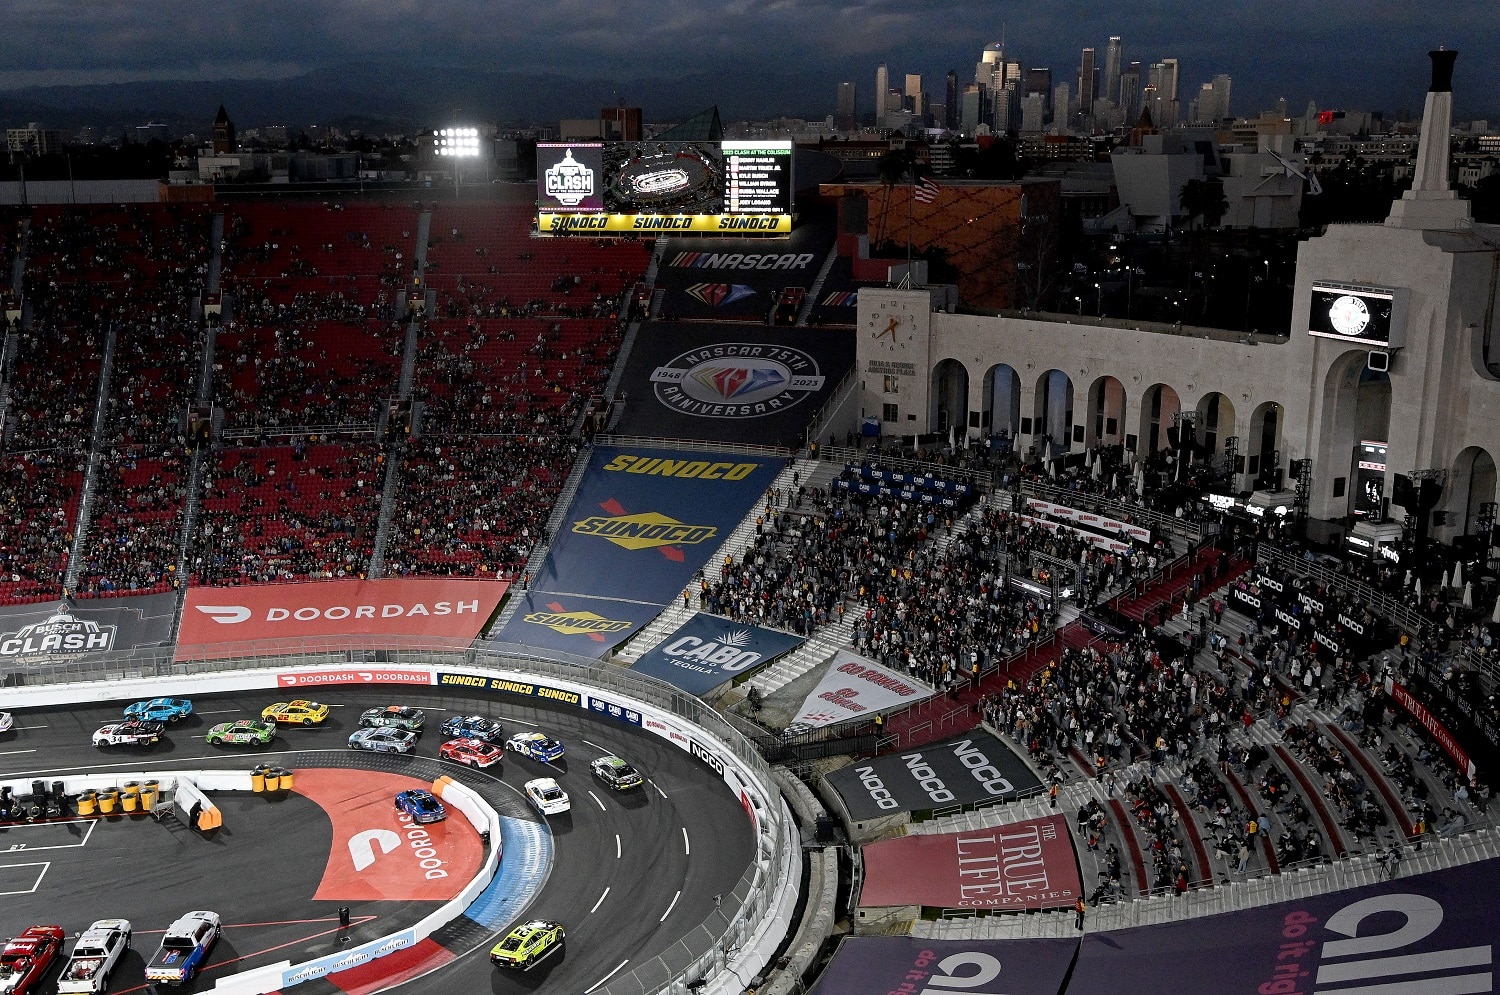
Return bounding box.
[629,612,805,696]
[788,650,934,731]
[808,937,1079,995]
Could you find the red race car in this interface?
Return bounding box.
[438,737,504,769]
[0,925,65,995]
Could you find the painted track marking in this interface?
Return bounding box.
[659,890,680,922]
[616,834,621,859]
[589,790,606,811]
[585,959,630,993]
[652,779,668,799]
[682,827,690,855]
[590,886,610,914]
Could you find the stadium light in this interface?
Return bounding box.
[433,126,482,197]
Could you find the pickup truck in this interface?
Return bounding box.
[144,912,219,987]
[0,926,64,995]
[56,920,131,995]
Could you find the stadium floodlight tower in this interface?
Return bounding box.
[433,126,481,196]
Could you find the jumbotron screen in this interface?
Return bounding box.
[536,140,793,237]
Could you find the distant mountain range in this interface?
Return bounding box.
[0,62,843,137]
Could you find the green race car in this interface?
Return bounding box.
[489,919,564,970]
[205,719,277,746]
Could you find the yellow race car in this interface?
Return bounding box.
[260,700,330,726]
[489,919,564,970]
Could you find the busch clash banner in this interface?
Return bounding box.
[0,592,176,664]
[1071,858,1500,995]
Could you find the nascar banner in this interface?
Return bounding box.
[612,324,855,448]
[629,612,805,696]
[0,592,176,663]
[521,446,781,608]
[808,937,1078,995]
[176,578,507,658]
[1071,857,1500,995]
[858,815,1080,910]
[823,730,1040,820]
[789,649,933,731]
[654,219,834,319]
[486,590,664,658]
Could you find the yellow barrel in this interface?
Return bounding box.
[98,790,118,815]
[275,768,294,791]
[76,791,97,817]
[250,766,267,793]
[262,769,281,791]
[140,780,159,811]
[121,791,138,813]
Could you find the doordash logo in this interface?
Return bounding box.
[347,829,401,871]
[195,605,251,624]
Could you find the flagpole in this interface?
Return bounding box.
[906,166,914,285]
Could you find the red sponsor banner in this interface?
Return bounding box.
[858,815,1080,910]
[277,669,433,688]
[1385,678,1476,779]
[176,578,507,658]
[294,768,485,902]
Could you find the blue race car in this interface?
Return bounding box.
[439,714,504,743]
[505,731,565,763]
[394,789,447,824]
[124,698,193,723]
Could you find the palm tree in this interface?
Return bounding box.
[874,146,918,245]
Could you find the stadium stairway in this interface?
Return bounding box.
[63,322,120,593]
[797,246,840,326]
[612,457,819,666]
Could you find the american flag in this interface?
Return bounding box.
[913,175,940,204]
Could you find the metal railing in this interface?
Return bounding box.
[5,635,791,995]
[1254,542,1428,636]
[592,434,794,458]
[1021,478,1207,544]
[820,444,994,488]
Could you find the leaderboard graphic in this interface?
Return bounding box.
[536,140,794,236]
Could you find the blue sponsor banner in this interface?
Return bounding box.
[585,695,644,725]
[489,590,663,658]
[630,612,806,696]
[528,446,781,605]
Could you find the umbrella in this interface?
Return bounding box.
[1404,569,1412,588]
[1415,578,1422,599]
[1452,561,1464,589]
[1441,569,1450,590]
[1492,594,1500,625]
[1093,454,1103,479]
[1463,581,1473,609]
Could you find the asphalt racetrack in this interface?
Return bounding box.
[0,684,757,995]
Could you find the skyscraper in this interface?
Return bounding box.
[1104,36,1123,105]
[1152,58,1180,126]
[1078,47,1097,117]
[836,82,857,131]
[945,71,959,130]
[875,63,889,128]
[905,73,923,118]
[1212,73,1232,122]
[1025,67,1053,118]
[1120,62,1143,123]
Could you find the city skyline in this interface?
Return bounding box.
[0,2,1495,122]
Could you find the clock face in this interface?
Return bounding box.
[1328,294,1371,336]
[867,302,913,352]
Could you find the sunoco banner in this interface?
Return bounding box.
[789,650,933,731]
[0,592,176,663]
[523,446,780,607]
[487,591,663,658]
[858,815,1080,910]
[1072,857,1500,995]
[808,937,1078,995]
[630,612,804,696]
[823,730,1040,820]
[176,578,506,658]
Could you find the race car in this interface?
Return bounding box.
[260,700,329,725]
[591,754,644,790]
[438,737,503,769]
[489,919,564,970]
[524,777,570,816]
[144,911,219,987]
[358,705,425,732]
[92,719,165,748]
[124,698,193,723]
[348,727,417,754]
[0,925,65,995]
[205,719,276,747]
[505,731,564,763]
[56,918,131,995]
[0,711,12,733]
[395,789,447,824]
[438,714,504,742]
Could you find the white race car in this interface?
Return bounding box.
[524,777,571,816]
[0,712,11,733]
[92,720,164,748]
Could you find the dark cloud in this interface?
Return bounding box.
[0,0,1494,116]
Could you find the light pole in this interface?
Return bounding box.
[433,126,481,198]
[1094,282,1102,316]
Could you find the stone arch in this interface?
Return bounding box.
[1315,350,1391,517]
[1085,375,1127,450]
[1248,400,1286,489]
[1033,369,1076,458]
[1451,446,1497,537]
[982,363,1022,442]
[1138,383,1181,457]
[1194,392,1238,478]
[930,358,970,439]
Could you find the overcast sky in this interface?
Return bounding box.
[1,0,1494,118]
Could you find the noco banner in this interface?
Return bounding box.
[630,612,805,696]
[858,815,1080,910]
[823,730,1041,820]
[176,578,507,658]
[1071,857,1500,995]
[487,591,664,658]
[808,937,1079,995]
[521,446,780,608]
[0,592,176,663]
[790,650,934,731]
[611,324,856,448]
